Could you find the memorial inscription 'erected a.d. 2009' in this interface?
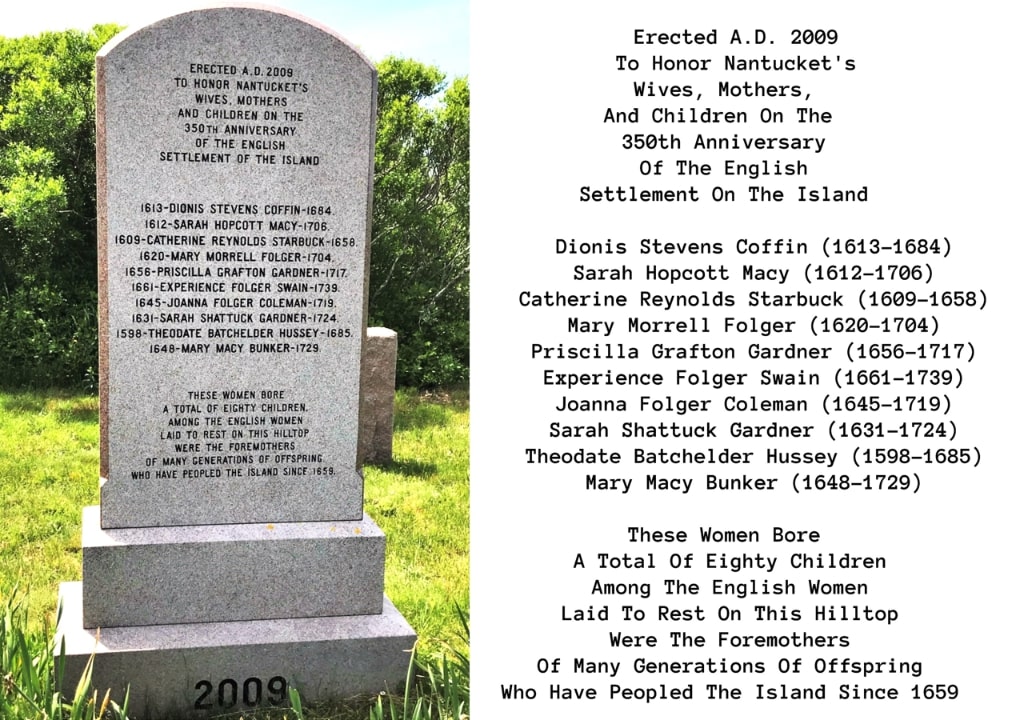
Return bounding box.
[98,6,376,528]
[57,7,415,717]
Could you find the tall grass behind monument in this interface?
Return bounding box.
[0,388,469,652]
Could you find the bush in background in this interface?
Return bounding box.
[0,30,470,390]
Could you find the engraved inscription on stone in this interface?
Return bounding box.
[97,7,376,527]
[58,8,415,716]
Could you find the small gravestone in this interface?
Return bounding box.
[55,5,415,715]
[361,328,399,464]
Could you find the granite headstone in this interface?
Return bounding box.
[56,5,415,716]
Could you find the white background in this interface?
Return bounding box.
[472,2,1016,717]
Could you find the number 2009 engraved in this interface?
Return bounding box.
[194,676,288,709]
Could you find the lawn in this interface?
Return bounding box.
[0,386,469,717]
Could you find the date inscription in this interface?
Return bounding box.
[194,675,288,710]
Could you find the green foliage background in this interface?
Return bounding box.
[0,28,469,389]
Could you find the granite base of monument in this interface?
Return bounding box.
[80,506,386,627]
[56,582,415,718]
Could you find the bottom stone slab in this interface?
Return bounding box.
[56,582,416,719]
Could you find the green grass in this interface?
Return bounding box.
[2,589,131,720]
[0,386,469,718]
[365,389,469,655]
[0,392,100,627]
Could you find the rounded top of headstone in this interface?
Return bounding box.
[98,2,374,72]
[95,0,377,528]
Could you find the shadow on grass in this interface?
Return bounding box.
[54,399,99,424]
[392,387,469,432]
[366,457,436,477]
[393,403,452,432]
[0,391,98,420]
[0,393,48,414]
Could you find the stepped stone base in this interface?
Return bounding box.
[56,582,416,719]
[80,506,385,627]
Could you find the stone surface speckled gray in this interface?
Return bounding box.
[97,3,376,529]
[80,505,384,627]
[359,328,398,464]
[57,583,416,719]
[56,6,415,717]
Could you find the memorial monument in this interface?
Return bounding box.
[55,5,416,715]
